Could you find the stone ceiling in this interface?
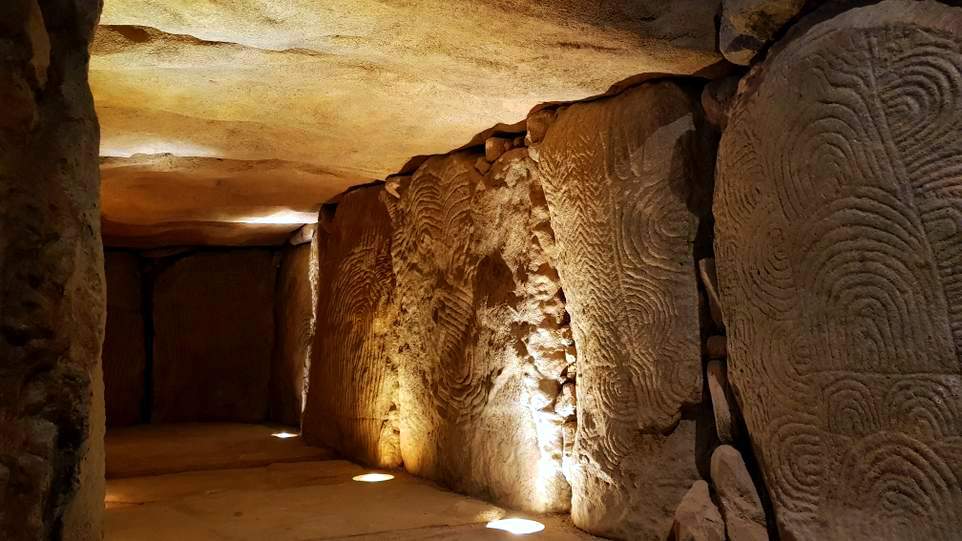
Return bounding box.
[93,0,722,247]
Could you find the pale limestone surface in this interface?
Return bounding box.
[391,148,574,513]
[536,81,708,539]
[714,1,962,538]
[91,0,722,246]
[671,481,726,541]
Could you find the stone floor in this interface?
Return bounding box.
[105,424,598,540]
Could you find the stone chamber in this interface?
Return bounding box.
[2,1,962,540]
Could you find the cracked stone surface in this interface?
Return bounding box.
[91,0,722,246]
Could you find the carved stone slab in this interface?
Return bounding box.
[391,149,574,512]
[714,2,962,538]
[537,81,705,539]
[302,187,401,468]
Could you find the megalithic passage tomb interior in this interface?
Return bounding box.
[3,1,962,540]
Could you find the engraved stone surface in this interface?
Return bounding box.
[302,187,401,468]
[103,251,146,427]
[271,241,318,426]
[537,81,706,539]
[714,2,962,538]
[152,250,276,423]
[391,148,574,513]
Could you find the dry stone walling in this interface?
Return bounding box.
[390,145,575,513]
[535,81,711,539]
[302,188,402,468]
[715,1,962,539]
[0,1,105,539]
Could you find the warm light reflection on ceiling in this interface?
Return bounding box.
[352,473,395,483]
[235,210,319,225]
[486,518,546,535]
[271,431,299,439]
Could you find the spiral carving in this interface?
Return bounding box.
[715,3,962,539]
[537,81,703,539]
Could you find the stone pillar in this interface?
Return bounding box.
[0,0,105,539]
[271,240,318,426]
[714,2,962,538]
[302,187,401,468]
[391,147,574,513]
[535,81,709,539]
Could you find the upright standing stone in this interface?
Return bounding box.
[391,148,574,512]
[537,81,708,539]
[0,1,105,539]
[103,251,146,427]
[710,445,768,541]
[714,2,962,538]
[271,241,318,426]
[152,250,276,422]
[302,187,401,468]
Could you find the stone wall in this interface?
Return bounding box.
[714,1,962,539]
[0,1,105,540]
[302,187,401,468]
[152,250,277,423]
[271,241,318,426]
[103,251,146,427]
[535,81,711,539]
[391,148,574,513]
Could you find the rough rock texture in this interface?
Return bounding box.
[537,81,708,539]
[152,250,276,422]
[270,242,318,426]
[103,251,146,427]
[720,0,806,65]
[302,187,401,468]
[707,361,737,443]
[714,2,962,539]
[710,446,768,541]
[671,481,726,541]
[0,1,105,539]
[90,0,722,245]
[391,148,575,512]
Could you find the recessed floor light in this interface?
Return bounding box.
[486,518,545,535]
[352,473,395,483]
[271,432,299,439]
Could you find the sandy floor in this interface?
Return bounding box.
[104,424,599,540]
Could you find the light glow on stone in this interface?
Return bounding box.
[352,473,395,483]
[271,431,299,439]
[235,210,318,225]
[486,518,545,535]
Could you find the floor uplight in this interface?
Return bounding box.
[352,473,395,483]
[486,518,545,535]
[271,431,299,439]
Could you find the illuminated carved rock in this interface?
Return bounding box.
[152,250,276,422]
[0,1,105,539]
[537,81,707,539]
[271,241,319,426]
[103,251,146,427]
[302,187,401,468]
[391,148,574,512]
[714,2,962,538]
